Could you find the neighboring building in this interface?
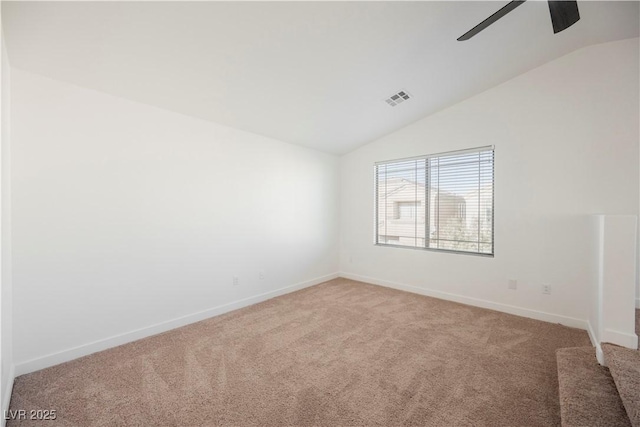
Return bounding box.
[377,177,466,248]
[463,184,493,230]
[377,178,493,253]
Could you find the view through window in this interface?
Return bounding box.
[374,146,494,256]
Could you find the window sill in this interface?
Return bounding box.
[374,243,494,258]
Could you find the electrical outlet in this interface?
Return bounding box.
[508,279,517,290]
[259,271,265,280]
[542,284,551,295]
[233,276,239,286]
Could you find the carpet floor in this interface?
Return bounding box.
[8,278,591,426]
[602,344,640,426]
[556,346,630,427]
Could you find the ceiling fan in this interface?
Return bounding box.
[457,0,580,41]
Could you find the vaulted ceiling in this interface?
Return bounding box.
[3,1,639,154]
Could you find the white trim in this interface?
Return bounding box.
[635,298,640,309]
[339,272,589,330]
[14,273,339,376]
[602,328,638,350]
[1,364,14,427]
[596,346,604,366]
[587,322,604,365]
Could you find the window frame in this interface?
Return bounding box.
[374,146,495,258]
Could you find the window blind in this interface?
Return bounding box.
[374,146,494,256]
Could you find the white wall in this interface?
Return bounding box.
[599,215,638,348]
[340,38,639,326]
[1,18,14,420]
[590,215,603,360]
[10,69,339,372]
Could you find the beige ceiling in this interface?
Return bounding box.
[3,1,639,154]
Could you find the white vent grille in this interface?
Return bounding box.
[384,90,411,107]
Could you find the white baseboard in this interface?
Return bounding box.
[602,328,638,350]
[339,272,589,330]
[1,364,15,427]
[14,272,339,377]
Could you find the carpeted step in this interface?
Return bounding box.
[557,346,630,427]
[603,343,640,426]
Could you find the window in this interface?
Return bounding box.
[395,201,420,219]
[374,146,494,256]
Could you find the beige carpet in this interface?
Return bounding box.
[8,278,591,426]
[602,344,640,427]
[556,346,630,427]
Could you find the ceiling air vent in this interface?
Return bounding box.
[384,90,411,107]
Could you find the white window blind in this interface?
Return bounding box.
[374,146,494,256]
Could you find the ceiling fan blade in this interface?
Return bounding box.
[548,1,580,34]
[457,0,527,41]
